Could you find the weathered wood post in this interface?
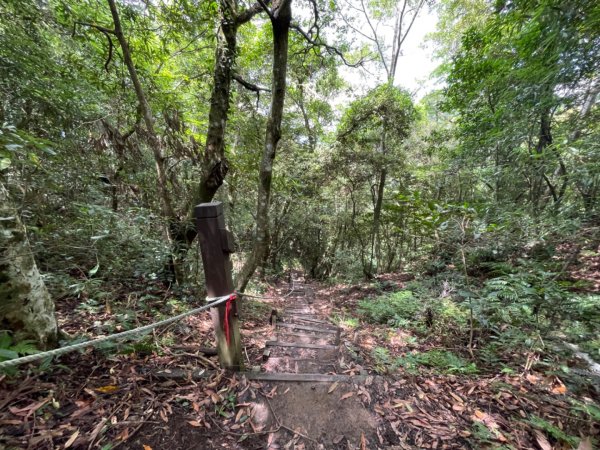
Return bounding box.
[195,202,243,370]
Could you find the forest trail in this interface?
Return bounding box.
[246,273,381,449]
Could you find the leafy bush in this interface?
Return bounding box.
[358,290,421,325]
[479,262,572,332]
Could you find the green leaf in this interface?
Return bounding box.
[0,332,12,349]
[89,262,100,276]
[0,349,19,360]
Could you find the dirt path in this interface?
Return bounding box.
[246,274,381,449]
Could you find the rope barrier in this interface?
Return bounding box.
[0,282,303,370]
[0,295,231,370]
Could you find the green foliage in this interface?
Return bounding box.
[396,350,478,375]
[569,399,600,423]
[371,346,392,373]
[0,331,39,361]
[359,290,420,326]
[479,262,575,333]
[332,313,359,329]
[527,415,579,447]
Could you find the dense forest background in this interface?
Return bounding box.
[1,0,600,448]
[2,0,599,351]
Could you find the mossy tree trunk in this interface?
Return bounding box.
[0,183,57,348]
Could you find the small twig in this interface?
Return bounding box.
[110,416,157,450]
[179,351,220,371]
[208,413,281,437]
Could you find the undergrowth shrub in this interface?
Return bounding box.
[396,350,478,374]
[358,290,421,325]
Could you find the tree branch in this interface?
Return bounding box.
[73,21,115,72]
[233,73,270,93]
[359,0,388,77]
[233,73,270,106]
[236,1,267,25]
[290,23,363,68]
[255,0,276,21]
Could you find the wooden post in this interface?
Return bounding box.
[195,202,243,370]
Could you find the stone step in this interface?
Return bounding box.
[265,340,338,350]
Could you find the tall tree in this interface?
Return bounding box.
[107,0,177,230]
[337,85,417,276]
[237,0,293,291]
[339,0,426,275]
[194,0,264,206]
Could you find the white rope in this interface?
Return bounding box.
[0,284,303,370]
[0,295,231,370]
[205,293,236,303]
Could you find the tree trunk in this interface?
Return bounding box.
[171,1,264,267]
[108,0,264,283]
[194,2,238,207]
[108,0,187,281]
[237,0,292,291]
[108,0,175,225]
[0,183,57,348]
[371,166,386,274]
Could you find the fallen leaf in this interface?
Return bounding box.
[577,437,593,450]
[328,381,339,394]
[471,410,506,442]
[187,420,201,427]
[534,430,552,450]
[340,392,354,400]
[450,392,464,403]
[551,384,567,395]
[64,430,79,448]
[159,409,168,423]
[95,385,119,394]
[143,446,153,450]
[116,427,129,441]
[473,410,486,420]
[360,432,367,450]
[233,408,243,423]
[9,398,50,417]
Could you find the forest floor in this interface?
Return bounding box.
[0,269,599,449]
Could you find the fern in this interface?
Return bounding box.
[0,332,39,362]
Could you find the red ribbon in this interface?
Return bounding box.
[224,294,236,345]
